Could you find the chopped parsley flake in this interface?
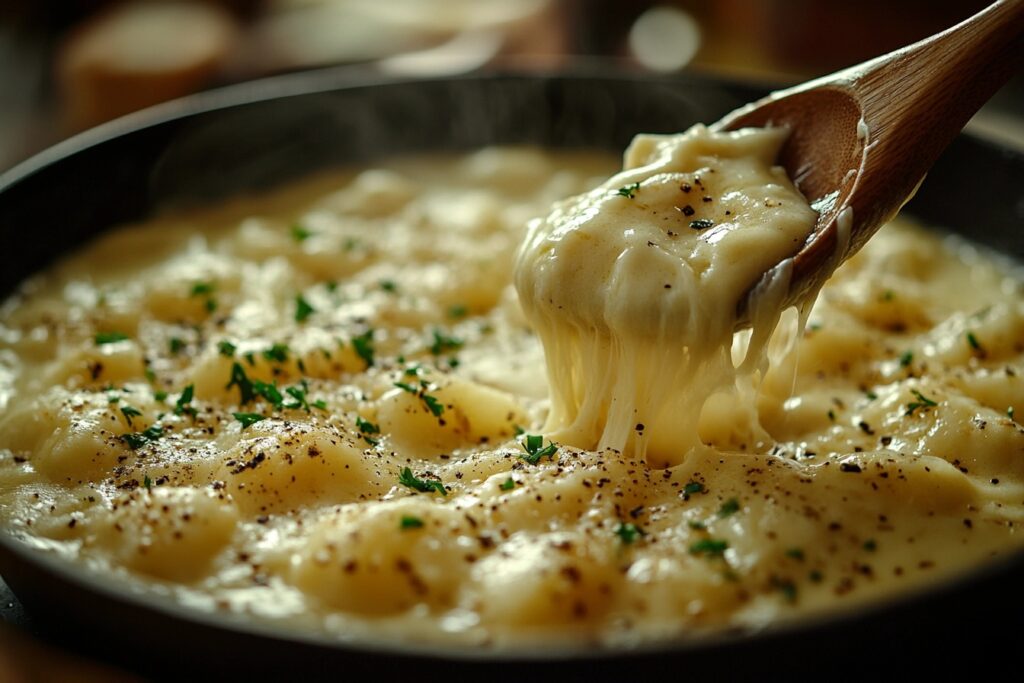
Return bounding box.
[227,363,255,404]
[393,381,445,417]
[218,340,237,357]
[785,547,805,561]
[717,498,740,518]
[683,481,705,496]
[291,224,313,242]
[398,467,447,496]
[252,379,283,409]
[422,394,445,417]
[295,295,315,323]
[262,343,289,363]
[190,282,214,297]
[827,409,836,421]
[519,434,558,465]
[352,330,375,368]
[205,298,218,313]
[312,399,328,411]
[400,515,424,530]
[500,477,515,491]
[153,390,168,402]
[447,304,468,319]
[905,388,938,416]
[120,424,165,450]
[169,337,185,354]
[174,384,196,417]
[120,405,142,427]
[966,331,984,353]
[356,416,380,435]
[284,383,311,411]
[615,522,645,545]
[379,280,398,293]
[143,474,152,491]
[687,520,707,530]
[233,412,266,428]
[429,329,463,356]
[689,219,714,230]
[863,539,877,552]
[95,332,129,345]
[689,538,729,557]
[616,182,641,198]
[899,350,914,367]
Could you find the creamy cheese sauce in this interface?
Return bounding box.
[0,143,1022,648]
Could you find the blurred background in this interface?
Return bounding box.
[1,0,1022,173]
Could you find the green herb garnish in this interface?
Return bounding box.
[352,330,375,368]
[519,434,558,465]
[262,343,289,363]
[905,388,938,416]
[393,381,445,417]
[120,405,142,427]
[616,182,641,198]
[863,539,877,552]
[143,474,152,491]
[174,384,196,417]
[291,224,313,242]
[233,412,266,429]
[785,548,805,561]
[966,331,982,351]
[689,538,729,557]
[95,332,129,345]
[379,280,398,293]
[683,481,705,496]
[169,338,185,354]
[284,383,310,412]
[899,350,914,367]
[429,329,463,356]
[120,424,165,450]
[500,477,515,491]
[295,295,315,323]
[615,522,645,545]
[218,340,237,357]
[398,467,447,496]
[226,363,255,404]
[447,304,468,319]
[717,498,740,518]
[400,515,424,529]
[190,282,214,297]
[356,416,380,435]
[689,219,714,230]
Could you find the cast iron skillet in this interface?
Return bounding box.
[0,71,1022,680]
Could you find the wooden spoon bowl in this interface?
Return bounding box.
[716,0,1024,319]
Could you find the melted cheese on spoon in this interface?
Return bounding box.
[515,125,817,466]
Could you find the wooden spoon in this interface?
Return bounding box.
[715,0,1024,321]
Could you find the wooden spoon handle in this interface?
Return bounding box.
[848,0,1024,254]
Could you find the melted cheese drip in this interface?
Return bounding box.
[515,125,817,466]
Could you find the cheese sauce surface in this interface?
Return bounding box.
[0,139,1022,649]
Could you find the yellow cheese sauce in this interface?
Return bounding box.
[0,143,1022,648]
